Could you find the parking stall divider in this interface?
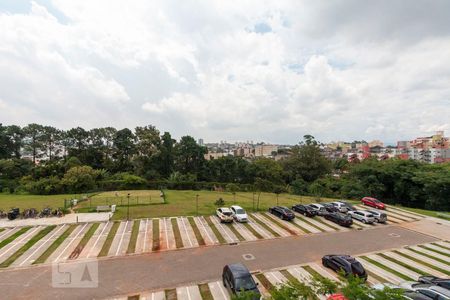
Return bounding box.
[0,229,4,233]
[391,250,450,276]
[313,217,340,231]
[418,245,450,258]
[187,217,205,246]
[165,288,178,300]
[301,265,325,280]
[405,247,450,266]
[0,225,56,268]
[279,269,300,284]
[294,214,327,232]
[386,207,422,220]
[225,223,245,242]
[204,216,226,244]
[98,221,120,257]
[255,273,274,291]
[69,223,99,259]
[152,219,160,251]
[431,242,450,252]
[376,253,428,276]
[242,222,264,239]
[249,214,280,237]
[359,255,414,281]
[126,220,141,254]
[33,224,77,264]
[198,283,214,300]
[288,219,311,234]
[170,218,184,249]
[0,226,32,250]
[260,212,298,235]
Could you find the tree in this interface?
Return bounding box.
[133,125,161,179]
[174,136,207,178]
[247,158,284,185]
[5,125,24,158]
[112,128,136,172]
[41,126,61,161]
[157,132,175,178]
[23,123,45,164]
[61,166,98,193]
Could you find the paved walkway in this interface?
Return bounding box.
[0,213,112,228]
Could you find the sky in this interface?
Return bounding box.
[0,0,449,144]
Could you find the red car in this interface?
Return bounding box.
[361,197,385,209]
[327,294,347,300]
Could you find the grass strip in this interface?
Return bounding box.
[152,219,160,251]
[295,215,326,232]
[98,221,120,257]
[127,295,139,300]
[280,269,299,283]
[0,225,55,268]
[243,222,263,239]
[69,223,99,259]
[165,288,177,300]
[187,217,205,246]
[261,212,297,235]
[377,253,428,276]
[392,250,450,276]
[255,273,274,291]
[386,208,420,220]
[314,217,340,231]
[34,224,77,264]
[126,220,140,254]
[198,283,214,300]
[302,265,325,280]
[418,245,450,258]
[250,214,280,237]
[360,256,414,281]
[204,216,226,244]
[225,223,245,242]
[171,218,184,249]
[289,219,312,234]
[0,227,31,250]
[0,228,4,233]
[405,247,450,266]
[366,270,389,283]
[431,242,450,251]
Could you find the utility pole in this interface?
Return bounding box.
[127,193,130,220]
[196,194,199,216]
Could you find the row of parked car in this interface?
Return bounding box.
[216,205,249,223]
[268,197,388,228]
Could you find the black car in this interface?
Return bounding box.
[324,212,353,227]
[418,275,450,290]
[292,204,317,217]
[323,203,340,213]
[339,201,356,212]
[268,206,295,221]
[322,255,367,281]
[222,263,261,299]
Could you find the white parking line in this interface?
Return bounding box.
[211,216,236,242]
[115,220,129,256]
[164,218,169,249]
[0,228,15,240]
[54,223,88,262]
[197,217,215,244]
[233,222,254,241]
[87,221,109,258]
[19,225,65,266]
[180,218,193,247]
[143,218,149,253]
[0,226,41,260]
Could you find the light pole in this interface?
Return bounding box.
[252,192,255,211]
[196,194,199,216]
[127,193,130,220]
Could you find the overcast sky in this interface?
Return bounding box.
[1,1,449,144]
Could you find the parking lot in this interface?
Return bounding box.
[108,239,450,300]
[0,205,425,270]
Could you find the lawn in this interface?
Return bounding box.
[76,190,164,211]
[389,205,450,220]
[0,193,84,211]
[109,190,335,220]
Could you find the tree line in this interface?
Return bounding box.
[0,124,449,210]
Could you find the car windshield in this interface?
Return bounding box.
[235,209,245,214]
[372,199,381,203]
[223,211,232,216]
[235,276,256,291]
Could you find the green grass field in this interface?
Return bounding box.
[0,193,85,211]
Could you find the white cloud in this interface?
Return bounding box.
[1,0,450,143]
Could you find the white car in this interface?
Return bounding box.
[230,205,248,222]
[331,201,349,213]
[307,203,327,216]
[216,207,234,223]
[399,282,450,300]
[348,210,375,224]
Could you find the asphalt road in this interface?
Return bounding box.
[0,225,437,300]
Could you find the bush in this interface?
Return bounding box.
[23,176,63,195]
[214,198,225,207]
[225,183,239,193]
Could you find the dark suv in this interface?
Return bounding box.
[268,206,295,221]
[322,255,367,281]
[222,263,261,299]
[324,212,353,227]
[292,204,317,217]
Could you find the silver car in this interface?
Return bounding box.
[348,210,375,224]
[367,210,388,223]
[400,282,450,300]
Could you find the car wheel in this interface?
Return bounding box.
[362,219,366,224]
[323,260,329,268]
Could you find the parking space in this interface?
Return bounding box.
[250,214,290,237]
[194,216,219,245]
[208,281,230,300]
[135,218,152,254]
[0,226,41,264]
[177,217,199,248]
[208,216,240,243]
[160,218,177,250]
[176,285,202,300]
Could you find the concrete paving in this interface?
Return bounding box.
[0,213,112,228]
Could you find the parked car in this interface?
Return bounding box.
[323,203,340,213]
[292,204,318,217]
[372,284,433,300]
[330,202,349,213]
[366,210,388,223]
[222,263,261,299]
[216,207,234,223]
[348,210,376,224]
[327,294,347,300]
[418,275,450,290]
[399,282,450,300]
[268,206,295,221]
[324,212,353,227]
[307,203,328,216]
[230,205,248,223]
[339,201,356,212]
[322,255,367,281]
[361,197,385,210]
